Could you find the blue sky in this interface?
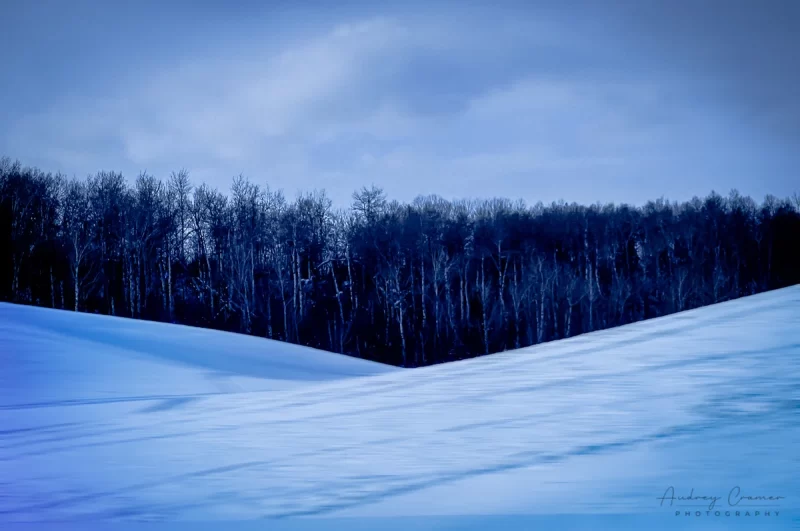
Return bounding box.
[1,0,797,207]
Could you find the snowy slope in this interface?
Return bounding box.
[0,303,397,407]
[0,287,798,526]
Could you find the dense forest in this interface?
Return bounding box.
[1,156,798,367]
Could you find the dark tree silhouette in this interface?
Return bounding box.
[1,156,798,367]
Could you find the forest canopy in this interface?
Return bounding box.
[2,156,798,367]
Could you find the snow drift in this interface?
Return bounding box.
[0,303,397,407]
[0,286,797,526]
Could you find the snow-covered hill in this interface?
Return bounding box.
[0,303,397,407]
[1,287,798,527]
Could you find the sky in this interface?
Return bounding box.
[1,0,798,208]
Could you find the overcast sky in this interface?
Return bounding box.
[1,0,797,207]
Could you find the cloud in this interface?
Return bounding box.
[8,17,413,173]
[3,4,796,207]
[4,22,685,205]
[121,17,411,161]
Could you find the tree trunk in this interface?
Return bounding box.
[445,260,458,345]
[331,265,345,352]
[511,259,521,349]
[421,255,427,341]
[398,304,407,366]
[73,263,80,311]
[167,244,174,321]
[537,257,546,344]
[480,256,489,355]
[50,265,55,308]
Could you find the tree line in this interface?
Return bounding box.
[2,156,798,367]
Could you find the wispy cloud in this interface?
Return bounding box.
[13,17,409,166]
[2,3,797,205]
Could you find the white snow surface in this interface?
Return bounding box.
[0,287,798,526]
[0,304,396,405]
